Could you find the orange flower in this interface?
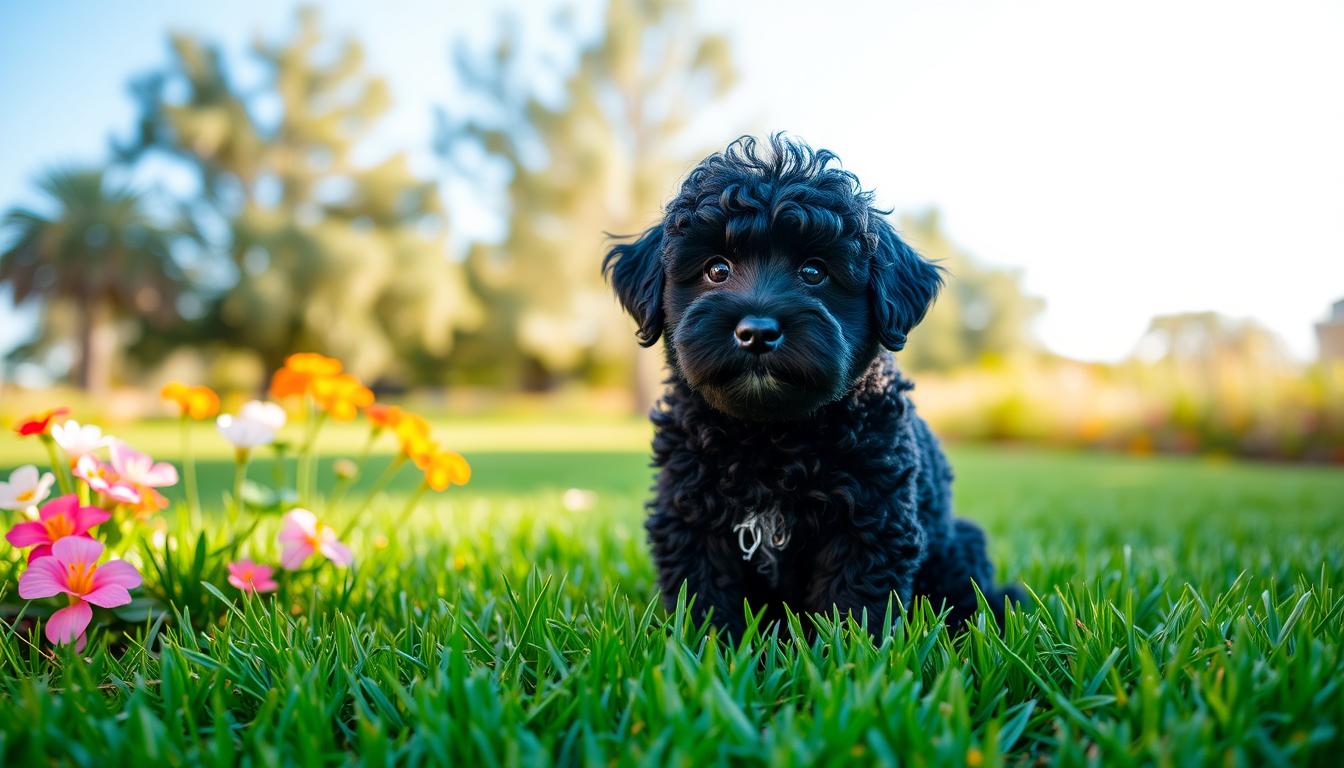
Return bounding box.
[129,486,169,521]
[161,382,220,420]
[14,408,70,437]
[420,450,471,491]
[393,413,433,457]
[269,353,342,400]
[365,403,404,431]
[311,374,374,421]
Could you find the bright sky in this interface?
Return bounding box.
[2,0,1341,363]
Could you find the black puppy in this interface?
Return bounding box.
[604,135,1020,636]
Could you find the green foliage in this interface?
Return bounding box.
[1,440,1341,765]
[912,313,1344,461]
[0,168,186,391]
[120,8,479,383]
[441,0,735,390]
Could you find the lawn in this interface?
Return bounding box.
[1,419,1342,766]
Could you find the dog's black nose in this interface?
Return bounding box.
[734,316,782,354]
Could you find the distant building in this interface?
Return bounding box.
[1317,299,1344,362]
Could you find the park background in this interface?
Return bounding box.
[2,0,1342,463]
[3,2,1344,764]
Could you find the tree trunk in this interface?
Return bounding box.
[76,299,116,394]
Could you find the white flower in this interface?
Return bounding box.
[0,465,56,511]
[50,420,108,461]
[217,400,286,449]
[240,400,286,431]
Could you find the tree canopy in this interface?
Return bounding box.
[120,8,478,383]
[0,167,185,392]
[439,0,735,391]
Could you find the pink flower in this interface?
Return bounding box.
[5,495,110,561]
[277,508,353,570]
[73,455,142,505]
[17,536,141,646]
[109,440,179,489]
[226,560,279,594]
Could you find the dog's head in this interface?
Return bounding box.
[604,134,942,421]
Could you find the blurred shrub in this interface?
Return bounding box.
[916,357,1344,463]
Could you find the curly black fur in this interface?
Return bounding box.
[605,135,1021,635]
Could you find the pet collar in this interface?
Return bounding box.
[733,506,791,575]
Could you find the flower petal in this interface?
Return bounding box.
[73,455,101,483]
[10,465,39,488]
[141,462,179,487]
[46,600,93,645]
[18,556,68,598]
[319,540,353,567]
[33,472,55,503]
[6,520,50,547]
[278,509,318,542]
[82,583,132,608]
[28,544,53,561]
[70,505,112,533]
[52,535,104,564]
[39,494,78,522]
[279,541,314,571]
[241,401,287,431]
[109,440,158,482]
[91,559,142,592]
[107,484,141,504]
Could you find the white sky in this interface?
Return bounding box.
[2,0,1341,363]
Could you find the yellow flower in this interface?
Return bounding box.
[311,374,374,421]
[161,382,221,420]
[420,450,471,492]
[394,413,432,456]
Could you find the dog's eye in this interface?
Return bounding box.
[799,260,828,286]
[705,258,732,284]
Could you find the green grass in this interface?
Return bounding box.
[1,420,1342,766]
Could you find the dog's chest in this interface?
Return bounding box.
[710,435,848,585]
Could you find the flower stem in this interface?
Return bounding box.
[231,448,250,521]
[398,482,430,526]
[339,454,406,539]
[180,415,201,523]
[331,429,377,510]
[42,435,73,496]
[297,398,326,505]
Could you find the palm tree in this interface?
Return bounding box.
[1,167,185,393]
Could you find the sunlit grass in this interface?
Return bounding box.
[1,423,1342,765]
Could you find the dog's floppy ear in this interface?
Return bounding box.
[603,224,666,347]
[868,216,944,351]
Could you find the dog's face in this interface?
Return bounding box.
[605,135,943,421]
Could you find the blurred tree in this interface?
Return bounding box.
[439,0,735,401]
[1127,311,1297,454]
[0,167,186,393]
[1133,311,1290,370]
[120,7,478,383]
[899,209,1043,371]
